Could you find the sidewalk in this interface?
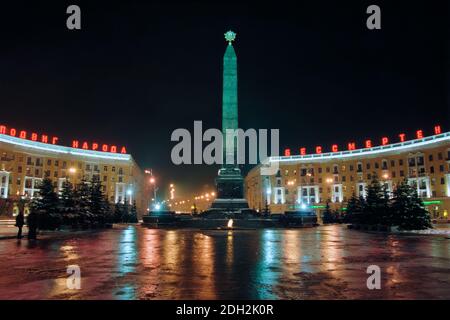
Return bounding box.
[0,224,112,240]
[0,223,29,240]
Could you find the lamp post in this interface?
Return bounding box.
[150,176,157,205]
[145,169,158,211]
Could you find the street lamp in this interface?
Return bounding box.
[170,183,175,200]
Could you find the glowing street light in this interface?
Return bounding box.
[68,167,77,174]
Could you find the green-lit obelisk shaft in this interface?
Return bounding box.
[222,35,238,167]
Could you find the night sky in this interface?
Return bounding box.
[0,1,448,198]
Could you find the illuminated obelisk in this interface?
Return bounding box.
[210,30,249,213]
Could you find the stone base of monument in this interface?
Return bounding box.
[205,198,252,217]
[141,210,319,229]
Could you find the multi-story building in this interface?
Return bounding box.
[0,129,150,218]
[245,130,450,220]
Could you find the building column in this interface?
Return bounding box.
[0,171,9,199]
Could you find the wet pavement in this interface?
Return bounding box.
[0,224,448,299]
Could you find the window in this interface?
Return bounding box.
[374,162,379,169]
[349,165,354,171]
[326,167,330,173]
[17,166,22,173]
[47,159,52,166]
[118,167,123,175]
[62,161,67,169]
[440,165,444,172]
[55,160,59,167]
[399,159,403,166]
[392,171,396,178]
[390,160,395,167]
[381,160,388,170]
[366,163,371,170]
[408,157,416,166]
[417,156,424,166]
[333,165,338,174]
[430,166,434,174]
[428,154,433,161]
[301,168,307,176]
[438,153,443,160]
[357,163,363,172]
[103,175,107,182]
[342,176,346,182]
[27,157,32,165]
[318,167,322,174]
[104,166,108,172]
[400,170,404,177]
[441,178,445,184]
[112,166,116,172]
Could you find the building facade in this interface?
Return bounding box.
[245,131,450,220]
[0,132,149,218]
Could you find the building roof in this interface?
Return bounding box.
[0,133,132,162]
[247,131,450,176]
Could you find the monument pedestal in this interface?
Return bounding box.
[207,167,250,214]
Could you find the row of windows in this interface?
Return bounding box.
[286,152,450,177]
[280,174,448,186]
[4,173,127,186]
[0,155,126,174]
[288,162,449,177]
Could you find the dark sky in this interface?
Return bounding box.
[0,1,448,198]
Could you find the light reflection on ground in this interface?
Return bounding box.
[0,224,448,299]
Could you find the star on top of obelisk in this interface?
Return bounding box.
[224,30,236,45]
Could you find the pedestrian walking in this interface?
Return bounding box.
[15,211,25,239]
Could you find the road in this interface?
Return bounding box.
[0,224,448,299]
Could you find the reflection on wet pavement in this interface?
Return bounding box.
[0,225,448,299]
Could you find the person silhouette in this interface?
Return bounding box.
[27,211,38,240]
[15,211,25,239]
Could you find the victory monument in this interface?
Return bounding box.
[143,31,317,228]
[209,30,251,214]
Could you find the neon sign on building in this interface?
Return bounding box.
[0,124,127,154]
[283,125,442,156]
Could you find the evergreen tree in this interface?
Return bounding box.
[322,200,334,224]
[129,201,138,223]
[122,197,130,223]
[59,180,78,227]
[346,193,359,223]
[30,178,60,230]
[89,175,109,226]
[114,202,124,223]
[364,173,389,225]
[391,179,432,230]
[75,178,92,227]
